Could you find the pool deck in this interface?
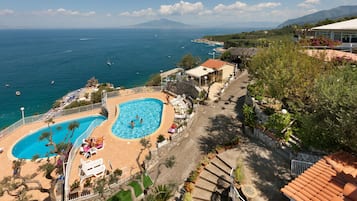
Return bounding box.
[0,90,174,201]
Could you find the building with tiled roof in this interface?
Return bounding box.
[185,59,236,86]
[281,152,357,201]
[200,59,236,83]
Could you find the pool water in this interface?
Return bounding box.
[112,98,163,139]
[12,115,106,159]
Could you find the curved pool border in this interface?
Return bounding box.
[111,97,164,140]
[10,114,107,160]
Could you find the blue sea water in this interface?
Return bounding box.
[0,28,253,129]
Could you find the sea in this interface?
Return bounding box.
[0,28,254,129]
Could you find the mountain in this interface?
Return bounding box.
[129,18,192,29]
[278,5,357,28]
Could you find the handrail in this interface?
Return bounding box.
[64,118,104,201]
[229,168,246,201]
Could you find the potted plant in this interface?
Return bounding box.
[70,179,80,192]
[184,182,194,193]
[200,156,209,167]
[207,150,216,159]
[156,134,168,148]
[215,145,225,154]
[157,134,165,143]
[83,178,92,188]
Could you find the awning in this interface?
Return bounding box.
[185,66,215,78]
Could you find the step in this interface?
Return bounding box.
[195,177,217,192]
[205,163,231,178]
[192,187,213,201]
[216,154,233,169]
[203,166,231,184]
[210,158,232,176]
[199,170,221,183]
[216,153,235,169]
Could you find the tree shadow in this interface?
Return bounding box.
[198,114,242,154]
[234,95,246,122]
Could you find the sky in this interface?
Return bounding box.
[0,0,356,28]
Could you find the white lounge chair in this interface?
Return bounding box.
[79,158,105,182]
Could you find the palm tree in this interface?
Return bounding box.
[146,184,174,201]
[136,138,151,173]
[64,121,79,142]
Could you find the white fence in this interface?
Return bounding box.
[64,118,104,201]
[0,104,101,141]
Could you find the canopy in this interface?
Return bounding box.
[185,66,214,78]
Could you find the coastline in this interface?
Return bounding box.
[191,38,224,46]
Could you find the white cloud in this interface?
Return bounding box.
[159,1,203,15]
[34,8,96,16]
[120,8,156,17]
[251,2,281,10]
[106,13,112,17]
[298,0,320,8]
[0,9,14,16]
[214,1,247,12]
[213,1,280,12]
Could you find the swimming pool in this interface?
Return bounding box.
[112,98,163,139]
[12,115,106,159]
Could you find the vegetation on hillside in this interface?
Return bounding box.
[204,26,295,48]
[247,41,356,153]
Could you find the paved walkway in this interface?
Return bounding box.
[148,70,291,200]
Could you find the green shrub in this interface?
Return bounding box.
[247,82,264,98]
[263,107,275,116]
[265,112,291,139]
[234,162,244,184]
[70,179,80,191]
[184,192,192,201]
[157,134,166,143]
[243,104,256,127]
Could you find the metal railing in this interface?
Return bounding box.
[55,103,102,117]
[64,118,104,201]
[229,168,246,201]
[291,159,313,176]
[0,103,101,140]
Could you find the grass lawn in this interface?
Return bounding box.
[128,181,143,197]
[143,174,153,189]
[107,190,132,201]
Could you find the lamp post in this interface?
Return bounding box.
[204,75,208,86]
[20,107,25,125]
[160,70,163,91]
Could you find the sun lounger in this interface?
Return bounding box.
[175,114,186,119]
[80,158,105,182]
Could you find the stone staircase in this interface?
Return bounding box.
[192,153,234,201]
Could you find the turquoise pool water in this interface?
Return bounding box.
[12,115,106,159]
[112,98,163,139]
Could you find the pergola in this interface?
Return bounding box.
[185,66,215,86]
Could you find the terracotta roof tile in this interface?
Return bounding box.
[281,152,357,201]
[200,59,231,69]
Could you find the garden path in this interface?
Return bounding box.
[148,70,292,200]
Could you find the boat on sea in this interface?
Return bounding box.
[5,84,10,88]
[16,91,21,96]
[51,80,55,85]
[106,60,112,67]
